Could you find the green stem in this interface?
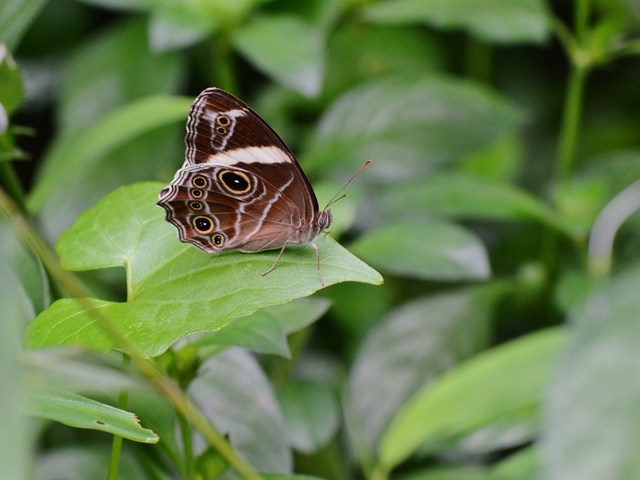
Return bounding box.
[555,65,588,185]
[212,35,238,94]
[465,38,492,84]
[179,413,195,479]
[107,355,130,480]
[0,161,27,212]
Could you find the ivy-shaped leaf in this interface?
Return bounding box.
[24,182,382,357]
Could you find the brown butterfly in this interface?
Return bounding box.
[157,88,336,286]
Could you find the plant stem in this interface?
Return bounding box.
[212,35,237,94]
[107,354,130,480]
[555,65,587,185]
[179,413,195,479]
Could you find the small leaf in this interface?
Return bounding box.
[277,380,340,453]
[24,183,381,357]
[24,391,158,443]
[149,3,217,52]
[364,0,550,44]
[378,328,566,470]
[0,45,24,115]
[188,298,331,356]
[350,221,490,281]
[233,15,325,97]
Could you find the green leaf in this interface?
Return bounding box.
[322,25,444,100]
[303,76,525,178]
[58,18,184,135]
[277,380,340,453]
[189,348,291,472]
[379,328,566,470]
[25,391,158,443]
[188,298,331,356]
[381,173,564,230]
[350,221,490,281]
[28,95,191,213]
[349,287,501,449]
[148,2,218,52]
[233,15,325,97]
[363,0,550,45]
[540,261,640,479]
[0,0,48,51]
[24,183,381,357]
[0,46,24,115]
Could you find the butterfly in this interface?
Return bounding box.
[157,87,337,286]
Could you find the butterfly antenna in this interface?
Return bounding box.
[323,160,372,211]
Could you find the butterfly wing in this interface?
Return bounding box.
[158,88,321,254]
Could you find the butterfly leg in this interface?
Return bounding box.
[262,241,325,288]
[262,242,289,278]
[310,241,325,288]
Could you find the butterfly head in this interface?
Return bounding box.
[317,210,332,231]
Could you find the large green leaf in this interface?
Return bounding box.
[379,328,566,471]
[233,15,325,97]
[349,287,502,449]
[381,173,565,231]
[25,391,158,443]
[364,0,550,44]
[189,348,291,472]
[350,221,490,281]
[303,76,525,178]
[540,261,640,479]
[24,182,382,357]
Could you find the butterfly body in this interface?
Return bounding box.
[158,88,331,283]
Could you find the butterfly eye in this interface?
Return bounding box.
[189,201,203,211]
[193,176,208,188]
[191,189,203,199]
[193,216,214,234]
[218,170,251,194]
[216,115,231,126]
[211,233,225,247]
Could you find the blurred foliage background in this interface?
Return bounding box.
[2,0,640,479]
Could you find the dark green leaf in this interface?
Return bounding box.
[25,391,158,443]
[350,221,490,281]
[379,328,566,470]
[23,183,381,357]
[363,0,550,44]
